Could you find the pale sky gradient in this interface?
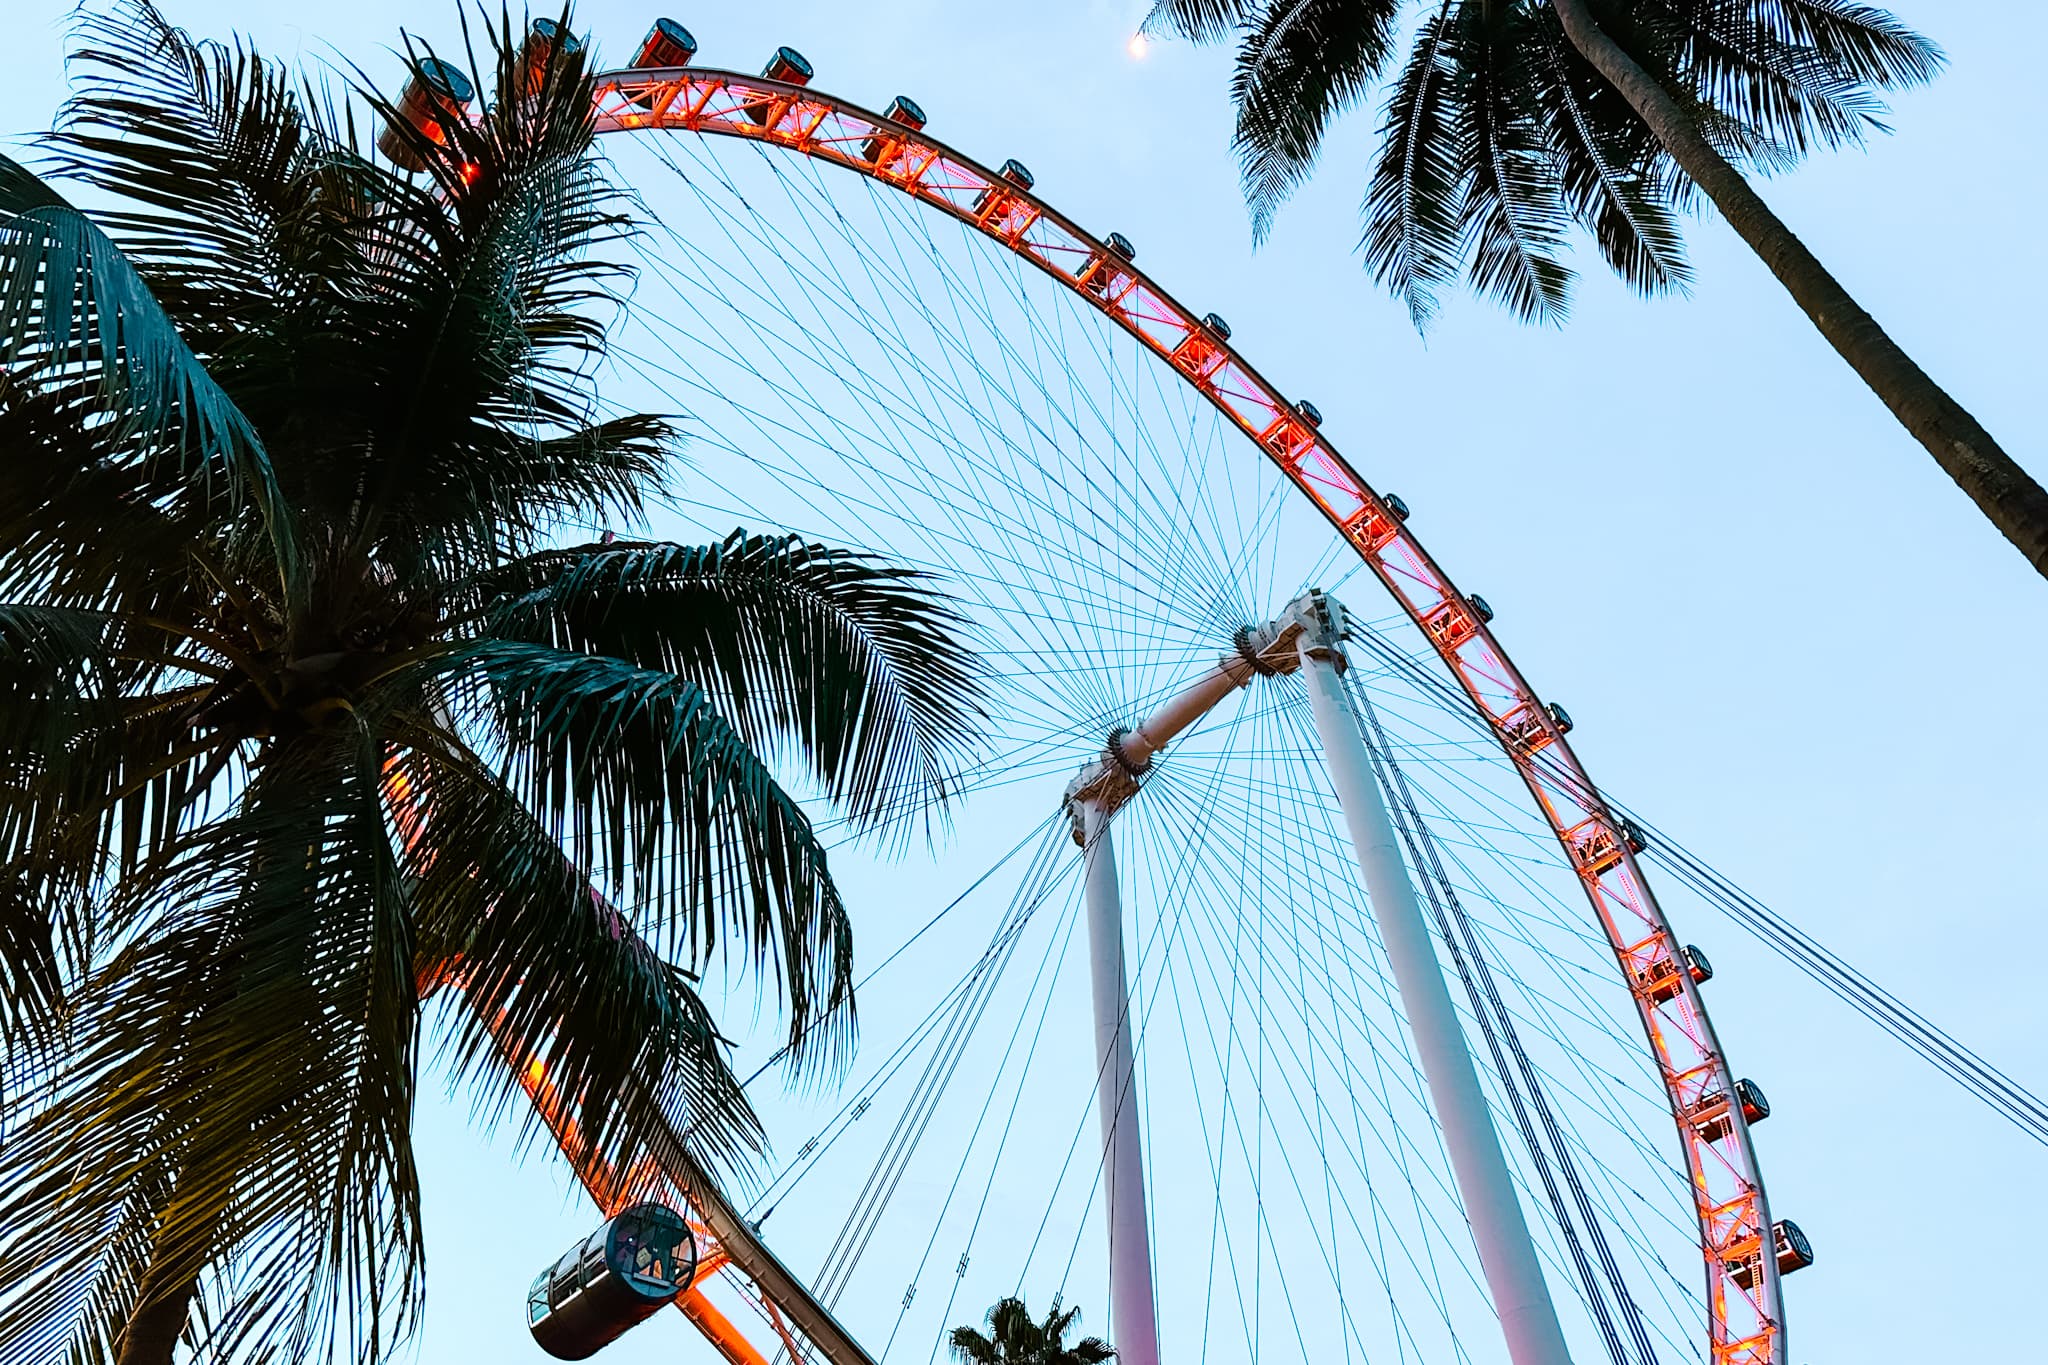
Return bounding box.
[4,2,2044,1363]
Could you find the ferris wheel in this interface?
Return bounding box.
[397,19,1811,1365]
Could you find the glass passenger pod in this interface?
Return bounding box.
[377,58,476,171]
[527,1203,699,1361]
[763,46,814,85]
[1169,313,1232,383]
[861,95,927,164]
[633,18,698,70]
[1295,398,1323,427]
[1421,599,1482,651]
[1636,941,1712,1005]
[1467,594,1495,624]
[521,19,585,97]
[1078,232,1138,298]
[1726,1220,1813,1290]
[1341,495,1407,554]
[1687,1077,1771,1144]
[623,20,697,112]
[971,158,1036,221]
[744,46,813,127]
[1500,700,1566,755]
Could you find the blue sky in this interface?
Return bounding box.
[5,2,2044,1362]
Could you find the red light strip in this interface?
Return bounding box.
[587,65,1785,1365]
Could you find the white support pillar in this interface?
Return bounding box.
[1079,799,1161,1365]
[1299,635,1574,1365]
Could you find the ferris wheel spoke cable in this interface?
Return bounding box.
[1337,615,2048,1148]
[1132,754,1482,1355]
[1143,720,1403,1365]
[638,135,1253,671]
[876,851,1090,1364]
[1351,674,1657,1365]
[1147,769,1487,1347]
[1155,699,1695,1358]
[812,831,1070,1310]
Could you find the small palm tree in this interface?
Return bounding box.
[949,1296,1115,1365]
[0,4,983,1362]
[1147,1,2048,580]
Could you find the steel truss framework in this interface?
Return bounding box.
[511,60,1789,1365]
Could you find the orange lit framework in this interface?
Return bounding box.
[579,62,1788,1365]
[386,763,870,1365]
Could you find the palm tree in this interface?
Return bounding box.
[0,4,984,1362]
[949,1296,1115,1365]
[1146,1,2048,580]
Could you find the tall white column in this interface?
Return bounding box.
[1300,644,1574,1365]
[1079,799,1161,1365]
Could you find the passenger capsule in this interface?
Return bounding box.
[521,19,584,95]
[632,18,697,69]
[1295,399,1322,427]
[863,97,927,162]
[1681,942,1711,985]
[377,58,475,171]
[973,159,1035,215]
[527,1203,697,1360]
[1106,231,1137,261]
[1689,1077,1770,1143]
[1468,594,1494,624]
[1382,493,1411,522]
[763,46,814,85]
[884,95,928,129]
[1201,311,1232,341]
[1727,1220,1812,1289]
[1546,702,1572,734]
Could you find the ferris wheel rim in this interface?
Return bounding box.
[587,61,1785,1365]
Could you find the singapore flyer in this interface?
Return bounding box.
[0,7,2042,1365]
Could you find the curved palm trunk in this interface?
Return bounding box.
[115,1253,199,1365]
[1549,0,2048,579]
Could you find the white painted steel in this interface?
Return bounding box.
[1116,657,1254,771]
[1079,799,1162,1365]
[1299,641,1575,1365]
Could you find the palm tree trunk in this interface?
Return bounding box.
[115,1223,202,1365]
[1548,0,2048,579]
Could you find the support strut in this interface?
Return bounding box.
[1293,593,1574,1365]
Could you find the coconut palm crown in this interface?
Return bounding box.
[1149,1,2048,580]
[949,1296,1115,1365]
[0,4,984,1362]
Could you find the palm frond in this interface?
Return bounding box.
[393,728,763,1183]
[1229,0,1408,241]
[481,532,985,837]
[1142,0,1257,42]
[1362,1,1467,330]
[419,639,855,1064]
[1530,18,1691,297]
[0,153,295,584]
[1449,5,1574,324]
[0,730,421,1365]
[49,0,343,348]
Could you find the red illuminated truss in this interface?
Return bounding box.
[570,63,1785,1365]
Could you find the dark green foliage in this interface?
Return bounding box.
[1146,0,1943,324]
[0,3,984,1361]
[948,1296,1115,1365]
